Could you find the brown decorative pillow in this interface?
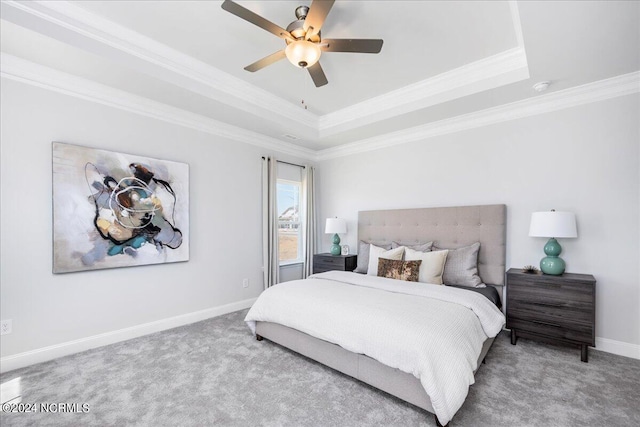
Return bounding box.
[377,258,422,282]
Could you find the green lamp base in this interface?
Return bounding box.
[330,233,341,256]
[540,238,565,275]
[540,256,566,275]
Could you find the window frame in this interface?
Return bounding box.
[277,178,304,266]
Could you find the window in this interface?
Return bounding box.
[277,179,303,264]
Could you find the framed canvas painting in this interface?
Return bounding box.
[52,142,189,273]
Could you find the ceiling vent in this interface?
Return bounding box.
[282,134,300,141]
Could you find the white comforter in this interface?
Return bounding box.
[245,271,505,425]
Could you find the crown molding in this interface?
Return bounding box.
[508,1,526,51]
[2,0,319,132]
[0,53,317,161]
[316,71,640,161]
[3,52,637,164]
[2,0,532,139]
[317,0,529,136]
[318,46,530,137]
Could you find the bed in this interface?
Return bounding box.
[246,204,506,426]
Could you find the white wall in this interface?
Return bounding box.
[317,94,640,350]
[2,77,637,366]
[0,78,309,363]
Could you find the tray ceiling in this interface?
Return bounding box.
[1,1,638,155]
[75,0,519,113]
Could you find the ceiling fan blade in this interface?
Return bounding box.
[307,62,328,87]
[321,39,384,53]
[244,50,286,72]
[304,0,335,39]
[221,0,293,42]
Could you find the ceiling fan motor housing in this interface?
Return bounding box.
[286,19,320,42]
[295,5,309,20]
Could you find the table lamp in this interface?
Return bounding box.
[529,210,577,275]
[325,218,347,256]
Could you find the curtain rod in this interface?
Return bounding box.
[261,157,306,169]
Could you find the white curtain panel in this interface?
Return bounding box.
[302,165,316,278]
[262,157,279,288]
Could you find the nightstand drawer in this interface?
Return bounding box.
[508,299,593,323]
[507,317,593,345]
[313,254,357,274]
[508,279,594,322]
[315,256,344,267]
[508,278,593,296]
[508,305,593,329]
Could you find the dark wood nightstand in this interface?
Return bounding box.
[313,253,357,274]
[506,268,596,362]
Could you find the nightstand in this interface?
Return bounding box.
[313,253,357,274]
[506,268,596,362]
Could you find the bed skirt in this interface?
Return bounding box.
[255,321,495,415]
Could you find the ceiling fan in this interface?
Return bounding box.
[221,0,383,87]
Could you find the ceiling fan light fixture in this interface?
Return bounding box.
[285,40,321,68]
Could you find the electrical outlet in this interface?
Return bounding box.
[242,278,249,288]
[0,320,12,335]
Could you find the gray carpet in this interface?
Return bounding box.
[1,309,639,427]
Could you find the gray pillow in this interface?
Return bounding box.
[433,242,483,288]
[391,241,434,252]
[355,241,392,273]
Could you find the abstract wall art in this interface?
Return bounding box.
[52,142,189,273]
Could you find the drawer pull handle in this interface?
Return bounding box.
[529,301,565,308]
[512,299,565,307]
[531,320,561,328]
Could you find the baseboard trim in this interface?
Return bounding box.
[594,337,640,360]
[2,308,636,373]
[0,298,257,373]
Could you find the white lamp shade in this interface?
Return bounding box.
[285,40,321,68]
[325,218,347,234]
[529,211,577,238]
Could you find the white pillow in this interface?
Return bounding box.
[367,245,405,275]
[404,248,449,284]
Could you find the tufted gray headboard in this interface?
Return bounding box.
[358,204,506,286]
